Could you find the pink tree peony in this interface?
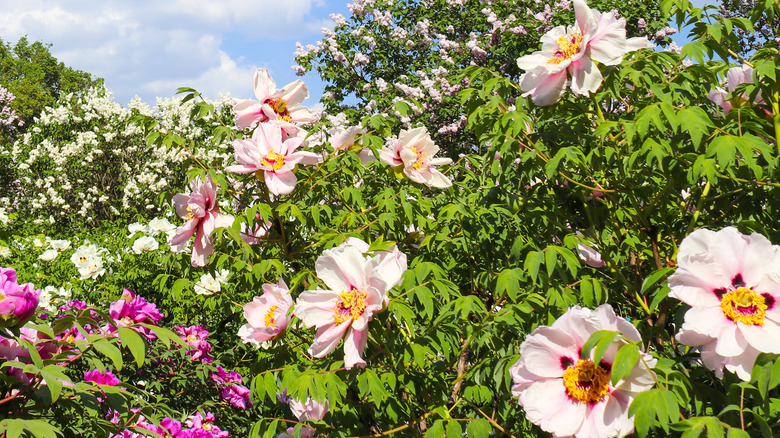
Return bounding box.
[170,175,235,267]
[379,127,453,188]
[293,238,407,369]
[278,395,329,438]
[509,304,656,438]
[238,279,294,346]
[707,65,765,115]
[232,68,319,136]
[517,0,653,105]
[668,227,780,380]
[0,267,40,327]
[225,122,320,196]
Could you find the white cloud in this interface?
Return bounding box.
[0,0,341,104]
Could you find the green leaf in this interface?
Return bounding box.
[118,327,147,367]
[581,330,619,364]
[611,344,640,385]
[92,340,123,370]
[467,419,491,438]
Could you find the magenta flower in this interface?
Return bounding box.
[108,289,164,340]
[232,68,319,136]
[175,325,213,362]
[182,412,229,438]
[238,279,294,346]
[226,122,320,196]
[707,65,765,115]
[210,366,252,410]
[379,127,453,188]
[517,0,653,105]
[84,369,121,386]
[293,238,407,369]
[136,418,182,437]
[170,175,235,267]
[669,227,780,380]
[0,267,40,327]
[510,305,656,438]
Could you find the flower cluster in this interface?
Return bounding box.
[210,366,252,410]
[228,69,321,196]
[111,412,230,438]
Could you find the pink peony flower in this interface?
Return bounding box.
[668,227,780,380]
[183,412,229,437]
[707,65,765,115]
[379,127,453,188]
[238,279,294,346]
[510,304,656,438]
[241,214,272,245]
[225,122,320,196]
[170,176,235,267]
[293,238,407,369]
[0,267,40,327]
[517,0,653,105]
[278,396,329,438]
[232,68,319,137]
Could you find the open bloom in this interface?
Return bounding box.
[239,279,294,346]
[226,122,320,196]
[176,325,213,362]
[0,267,40,327]
[108,289,164,340]
[669,227,780,380]
[517,0,653,105]
[707,65,765,115]
[294,238,407,369]
[510,305,656,438]
[379,127,452,188]
[232,68,319,136]
[170,176,234,267]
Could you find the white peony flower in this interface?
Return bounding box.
[194,273,221,295]
[132,236,160,254]
[39,249,59,261]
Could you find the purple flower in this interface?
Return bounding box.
[0,267,41,327]
[175,325,213,362]
[221,384,252,409]
[108,289,164,340]
[181,412,229,437]
[84,369,121,386]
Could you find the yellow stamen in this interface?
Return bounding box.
[266,97,292,122]
[333,289,368,324]
[721,287,767,326]
[410,146,425,170]
[562,359,610,403]
[549,31,583,64]
[261,150,285,171]
[186,334,198,343]
[265,306,279,328]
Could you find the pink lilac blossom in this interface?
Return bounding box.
[293,238,407,369]
[517,0,653,105]
[170,176,235,267]
[239,279,294,346]
[668,227,780,380]
[232,68,319,137]
[510,305,656,437]
[175,325,213,362]
[0,267,40,327]
[379,127,453,188]
[225,122,320,196]
[707,65,764,115]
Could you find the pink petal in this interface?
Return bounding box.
[309,322,350,358]
[264,170,298,196]
[343,327,368,369]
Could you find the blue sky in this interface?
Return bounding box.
[0,0,715,109]
[0,0,350,107]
